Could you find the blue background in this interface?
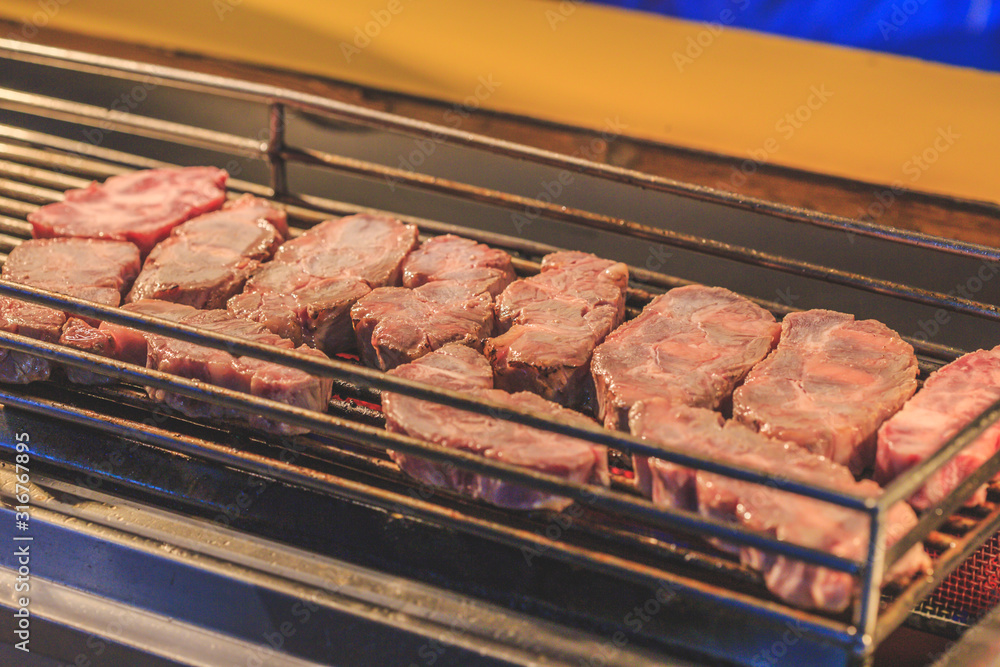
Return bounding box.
[588,1,1000,72]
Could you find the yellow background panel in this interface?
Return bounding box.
[2,0,997,205]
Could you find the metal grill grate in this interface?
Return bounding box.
[920,501,1000,625]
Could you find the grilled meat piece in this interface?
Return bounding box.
[733,310,918,475]
[402,233,515,297]
[103,299,332,435]
[228,214,417,354]
[486,251,628,409]
[351,234,512,370]
[876,345,1000,511]
[630,398,931,613]
[28,167,227,255]
[0,238,140,383]
[383,344,609,511]
[592,285,779,431]
[352,281,494,371]
[127,194,287,309]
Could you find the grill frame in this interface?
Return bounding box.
[1,36,1000,666]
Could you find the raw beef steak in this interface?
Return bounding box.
[127,194,287,308]
[486,251,628,409]
[402,234,515,297]
[0,238,140,383]
[352,281,494,370]
[630,398,931,613]
[228,214,417,353]
[105,299,332,435]
[28,167,227,255]
[876,345,1000,511]
[733,310,918,475]
[383,344,609,511]
[592,285,779,430]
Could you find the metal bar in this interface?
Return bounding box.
[0,177,65,203]
[0,128,974,366]
[0,329,864,573]
[283,146,1000,323]
[2,38,995,264]
[0,127,170,172]
[0,215,29,236]
[0,89,265,159]
[0,233,22,252]
[878,397,1000,507]
[883,446,1000,568]
[0,391,857,650]
[0,157,92,189]
[875,502,1000,645]
[0,134,270,200]
[15,379,742,579]
[0,195,34,217]
[0,277,875,511]
[853,505,887,660]
[267,102,288,196]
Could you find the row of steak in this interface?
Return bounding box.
[585,290,930,612]
[15,168,522,433]
[13,167,1000,614]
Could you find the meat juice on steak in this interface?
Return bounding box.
[876,345,1000,511]
[382,344,609,511]
[486,251,628,410]
[630,398,931,612]
[352,235,514,370]
[101,299,332,435]
[28,167,228,255]
[733,310,918,475]
[127,194,287,308]
[591,285,780,432]
[0,238,140,383]
[227,214,417,354]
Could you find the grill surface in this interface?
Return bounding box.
[1,38,1000,667]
